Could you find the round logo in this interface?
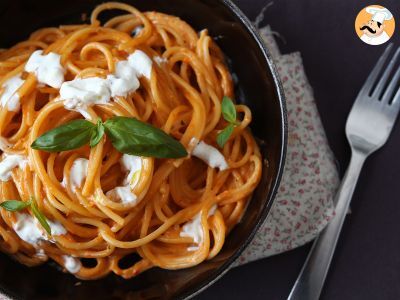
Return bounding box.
[355,5,395,46]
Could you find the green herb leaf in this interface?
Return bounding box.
[0,200,30,212]
[221,96,237,124]
[30,198,51,235]
[104,116,188,158]
[31,119,95,152]
[90,119,105,147]
[217,124,234,148]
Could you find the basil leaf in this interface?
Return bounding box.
[31,119,95,152]
[0,200,30,212]
[90,119,105,147]
[104,116,187,158]
[30,198,51,235]
[217,124,234,148]
[221,96,237,124]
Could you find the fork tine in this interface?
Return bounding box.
[359,43,393,96]
[373,46,400,99]
[382,61,400,104]
[391,87,400,108]
[386,88,400,121]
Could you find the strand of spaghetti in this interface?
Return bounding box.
[169,72,206,143]
[80,42,116,73]
[90,2,153,50]
[207,212,226,259]
[101,204,203,249]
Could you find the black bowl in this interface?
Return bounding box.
[0,0,287,299]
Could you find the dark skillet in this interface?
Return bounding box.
[0,0,287,299]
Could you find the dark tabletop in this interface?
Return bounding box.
[197,1,400,299]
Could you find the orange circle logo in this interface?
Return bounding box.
[355,5,395,45]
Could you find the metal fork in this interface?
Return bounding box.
[288,43,400,300]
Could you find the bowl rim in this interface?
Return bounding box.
[181,0,288,299]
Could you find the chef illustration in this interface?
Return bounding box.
[359,6,394,45]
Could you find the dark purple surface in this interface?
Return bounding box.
[198,0,400,299]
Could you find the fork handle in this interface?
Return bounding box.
[287,150,366,300]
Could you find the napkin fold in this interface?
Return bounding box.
[236,26,339,265]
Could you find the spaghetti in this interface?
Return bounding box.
[0,2,262,279]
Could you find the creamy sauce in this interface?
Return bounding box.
[63,255,82,273]
[106,154,142,205]
[0,75,25,112]
[0,154,27,181]
[191,139,228,171]
[180,205,217,251]
[66,158,89,191]
[25,50,65,88]
[13,213,66,245]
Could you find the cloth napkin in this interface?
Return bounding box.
[235,25,340,265]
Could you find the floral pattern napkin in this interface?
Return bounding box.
[235,26,339,265]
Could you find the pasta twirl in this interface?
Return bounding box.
[0,2,262,279]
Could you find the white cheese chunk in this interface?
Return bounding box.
[107,185,138,205]
[76,108,93,120]
[59,50,152,116]
[65,158,89,191]
[128,50,153,79]
[63,255,82,273]
[106,59,141,97]
[114,60,136,80]
[120,154,142,186]
[106,154,143,205]
[191,139,228,171]
[0,154,27,181]
[0,137,12,151]
[180,205,217,251]
[13,213,66,245]
[13,213,44,245]
[25,50,65,88]
[131,26,143,37]
[153,56,168,66]
[49,219,67,236]
[0,75,25,112]
[107,75,139,98]
[61,77,110,110]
